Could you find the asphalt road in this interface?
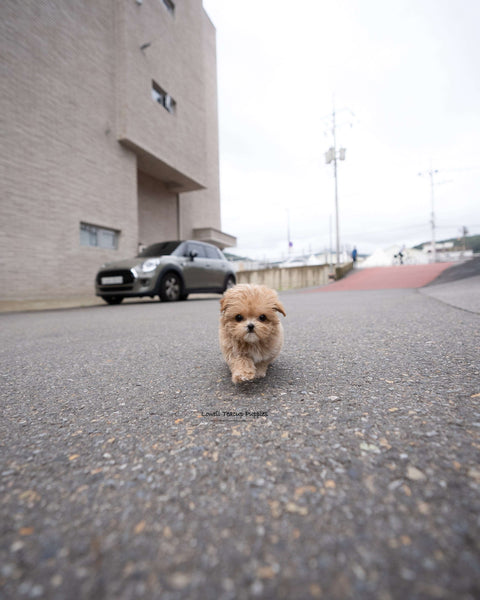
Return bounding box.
[1,275,479,599]
[426,256,480,286]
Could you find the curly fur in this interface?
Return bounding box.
[219,284,286,383]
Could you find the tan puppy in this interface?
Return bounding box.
[219,284,286,383]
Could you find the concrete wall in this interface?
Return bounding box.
[236,262,354,291]
[137,172,178,246]
[178,9,222,239]
[334,262,354,280]
[116,0,212,190]
[236,265,332,291]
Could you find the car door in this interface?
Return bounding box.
[204,244,228,289]
[181,242,211,289]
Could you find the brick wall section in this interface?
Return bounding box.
[0,0,232,301]
[1,1,137,299]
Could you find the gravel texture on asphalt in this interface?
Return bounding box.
[1,286,479,600]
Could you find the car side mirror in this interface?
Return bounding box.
[189,250,198,261]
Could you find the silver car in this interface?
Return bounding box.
[95,240,236,304]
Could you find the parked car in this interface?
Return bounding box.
[95,240,236,304]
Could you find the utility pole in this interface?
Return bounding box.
[461,226,468,253]
[418,167,438,263]
[325,106,347,265]
[329,214,333,271]
[332,108,340,266]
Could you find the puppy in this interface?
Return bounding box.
[219,284,286,383]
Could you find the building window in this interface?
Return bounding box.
[80,223,119,250]
[151,81,176,114]
[162,0,175,15]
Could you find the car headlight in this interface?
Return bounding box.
[140,258,161,273]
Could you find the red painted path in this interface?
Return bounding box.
[311,263,454,292]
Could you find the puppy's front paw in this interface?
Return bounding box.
[231,366,256,383]
[255,361,269,378]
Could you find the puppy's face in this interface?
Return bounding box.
[220,284,286,345]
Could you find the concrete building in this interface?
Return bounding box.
[0,0,235,301]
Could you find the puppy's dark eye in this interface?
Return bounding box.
[258,314,267,322]
[235,314,244,322]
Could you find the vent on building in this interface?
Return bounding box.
[162,0,175,15]
[151,81,176,114]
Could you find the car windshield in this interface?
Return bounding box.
[138,241,182,257]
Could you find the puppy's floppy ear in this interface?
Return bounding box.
[220,294,231,314]
[220,285,238,313]
[220,296,227,313]
[274,300,286,317]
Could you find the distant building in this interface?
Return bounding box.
[0,0,235,300]
[421,242,455,253]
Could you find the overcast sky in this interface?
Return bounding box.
[203,0,480,259]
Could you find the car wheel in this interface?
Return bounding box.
[159,272,182,302]
[224,275,236,292]
[102,296,123,305]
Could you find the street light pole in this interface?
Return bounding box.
[429,169,437,263]
[325,107,346,265]
[332,109,340,265]
[418,167,438,263]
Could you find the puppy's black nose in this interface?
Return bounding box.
[247,323,255,332]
